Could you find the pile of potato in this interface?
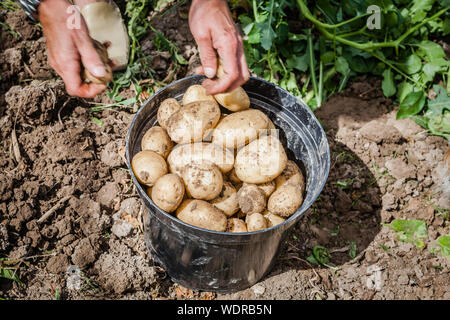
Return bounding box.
[131,81,305,233]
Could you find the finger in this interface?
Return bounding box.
[226,37,250,91]
[61,61,105,98]
[195,32,217,79]
[195,66,205,75]
[72,31,106,79]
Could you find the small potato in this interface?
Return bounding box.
[176,199,227,232]
[182,161,223,201]
[227,168,242,186]
[141,126,173,158]
[235,135,288,184]
[131,150,168,186]
[226,218,248,233]
[275,160,305,193]
[212,109,269,149]
[268,183,303,218]
[167,142,234,176]
[82,40,113,85]
[149,174,184,212]
[157,98,181,130]
[245,213,268,232]
[237,183,266,215]
[214,87,250,112]
[182,84,216,105]
[166,100,221,144]
[210,182,239,217]
[257,180,276,198]
[264,212,286,227]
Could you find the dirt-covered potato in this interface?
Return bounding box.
[141,126,173,159]
[131,150,168,186]
[157,98,181,130]
[166,100,220,144]
[182,161,223,200]
[268,183,303,218]
[167,142,234,176]
[227,168,242,186]
[149,174,184,212]
[237,183,266,214]
[245,213,268,232]
[235,135,287,184]
[257,180,276,198]
[212,109,269,149]
[264,211,286,227]
[182,84,216,105]
[226,218,248,233]
[176,199,227,232]
[82,40,113,85]
[210,182,239,217]
[275,160,305,193]
[214,87,250,112]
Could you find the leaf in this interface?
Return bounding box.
[436,235,450,258]
[335,56,349,75]
[428,85,450,115]
[386,219,428,248]
[257,22,276,51]
[415,40,446,63]
[397,81,414,102]
[396,54,422,75]
[349,241,357,259]
[382,69,396,97]
[410,0,436,24]
[286,54,309,72]
[396,91,426,119]
[427,112,450,139]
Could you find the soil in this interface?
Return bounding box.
[1,5,449,300]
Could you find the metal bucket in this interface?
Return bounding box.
[126,75,330,293]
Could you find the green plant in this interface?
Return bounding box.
[384,219,428,248]
[307,245,339,270]
[435,235,450,258]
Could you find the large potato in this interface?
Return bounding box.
[226,218,248,233]
[245,213,268,232]
[182,161,223,200]
[182,84,216,105]
[264,211,286,227]
[210,182,239,217]
[211,109,269,149]
[275,160,305,193]
[149,174,184,212]
[237,183,266,214]
[167,142,234,176]
[268,183,303,218]
[214,87,250,112]
[235,135,287,184]
[157,98,181,130]
[166,100,221,144]
[131,150,168,186]
[176,199,227,232]
[141,126,173,159]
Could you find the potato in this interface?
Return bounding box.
[264,211,286,227]
[226,218,248,233]
[157,98,181,130]
[82,40,113,85]
[182,161,223,201]
[235,135,288,184]
[214,87,250,112]
[268,183,303,218]
[211,109,269,149]
[227,167,242,186]
[176,199,227,232]
[131,150,168,186]
[245,213,268,232]
[166,100,221,144]
[210,182,239,217]
[257,180,276,198]
[275,160,305,193]
[182,84,216,105]
[141,126,173,159]
[237,183,266,214]
[149,174,184,212]
[167,142,234,176]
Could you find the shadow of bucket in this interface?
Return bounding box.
[126,76,330,293]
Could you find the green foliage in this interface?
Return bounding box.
[238,0,450,137]
[307,245,339,270]
[436,235,450,258]
[385,219,428,248]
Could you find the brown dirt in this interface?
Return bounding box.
[1,6,449,300]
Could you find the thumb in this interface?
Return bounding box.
[74,32,106,78]
[196,35,217,79]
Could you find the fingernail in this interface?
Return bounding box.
[91,65,106,77]
[204,67,216,79]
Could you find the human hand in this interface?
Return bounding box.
[189,0,249,95]
[38,0,108,97]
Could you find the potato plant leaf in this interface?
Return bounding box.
[436,235,450,258]
[396,91,426,119]
[386,219,428,248]
[382,69,396,98]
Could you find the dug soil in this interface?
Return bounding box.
[1,7,449,300]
